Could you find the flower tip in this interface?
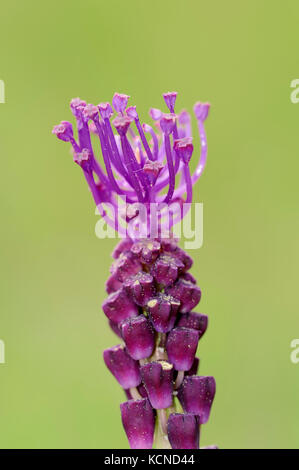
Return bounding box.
[112,92,130,113]
[160,113,176,135]
[126,105,138,119]
[163,91,178,113]
[174,137,194,164]
[98,102,113,120]
[82,103,98,121]
[113,115,133,135]
[149,107,162,121]
[52,121,73,142]
[73,148,92,170]
[193,102,210,121]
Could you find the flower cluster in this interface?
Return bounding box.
[53,92,216,449]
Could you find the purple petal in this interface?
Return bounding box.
[103,345,141,389]
[147,293,180,333]
[120,398,155,449]
[178,376,216,424]
[166,327,199,371]
[102,288,139,324]
[167,413,200,449]
[121,315,155,360]
[141,361,173,409]
[177,312,208,340]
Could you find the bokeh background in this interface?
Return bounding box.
[0,0,299,449]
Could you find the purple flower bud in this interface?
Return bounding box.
[174,137,194,164]
[102,288,139,324]
[113,115,133,135]
[160,114,176,135]
[166,327,199,371]
[109,319,122,338]
[112,93,130,113]
[163,91,178,113]
[178,110,191,125]
[193,102,210,122]
[52,121,74,142]
[178,376,216,424]
[98,102,113,119]
[143,160,164,181]
[131,239,161,264]
[165,245,193,272]
[167,413,200,449]
[151,254,184,287]
[124,271,155,306]
[147,293,180,333]
[149,108,163,121]
[110,251,141,283]
[126,106,138,119]
[121,315,155,360]
[73,149,92,171]
[180,272,196,284]
[185,357,200,376]
[120,398,155,449]
[70,97,86,117]
[141,361,174,409]
[103,345,141,389]
[167,279,201,313]
[105,272,122,294]
[177,312,208,340]
[82,103,99,121]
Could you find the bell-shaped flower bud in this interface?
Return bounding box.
[147,293,180,333]
[52,121,74,142]
[151,254,184,287]
[130,239,161,264]
[167,279,201,313]
[110,252,141,283]
[102,288,139,325]
[124,271,155,307]
[112,93,130,113]
[174,137,194,164]
[178,376,216,424]
[193,102,210,122]
[166,327,199,371]
[121,315,155,360]
[167,413,200,449]
[163,91,178,113]
[160,114,176,135]
[98,102,113,120]
[120,398,155,449]
[141,361,174,409]
[177,312,208,340]
[103,345,141,389]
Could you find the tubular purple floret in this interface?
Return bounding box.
[174,137,194,164]
[98,102,114,120]
[149,107,163,121]
[163,91,178,113]
[193,102,210,122]
[112,92,130,114]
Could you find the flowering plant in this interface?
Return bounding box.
[53,91,216,449]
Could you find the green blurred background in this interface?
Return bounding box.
[0,0,299,449]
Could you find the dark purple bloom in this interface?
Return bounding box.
[147,293,180,333]
[185,357,200,376]
[177,312,208,340]
[151,254,184,287]
[130,239,161,264]
[174,137,194,164]
[110,251,141,283]
[112,239,133,259]
[178,376,216,424]
[166,327,199,371]
[167,279,201,313]
[141,361,174,409]
[102,288,139,324]
[123,271,155,306]
[121,315,155,360]
[120,398,155,449]
[103,345,141,389]
[167,413,200,449]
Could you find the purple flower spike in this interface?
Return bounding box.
[98,102,113,119]
[163,91,178,113]
[112,93,130,114]
[177,376,216,424]
[52,121,74,142]
[166,327,199,371]
[121,315,155,360]
[167,413,200,449]
[177,312,208,340]
[151,254,184,287]
[193,102,210,122]
[174,137,194,164]
[102,288,139,324]
[124,272,155,306]
[167,279,201,313]
[103,345,141,389]
[141,361,174,409]
[147,293,180,333]
[110,252,141,283]
[160,114,176,135]
[120,399,155,449]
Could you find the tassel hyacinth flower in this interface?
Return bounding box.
[53,91,216,449]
